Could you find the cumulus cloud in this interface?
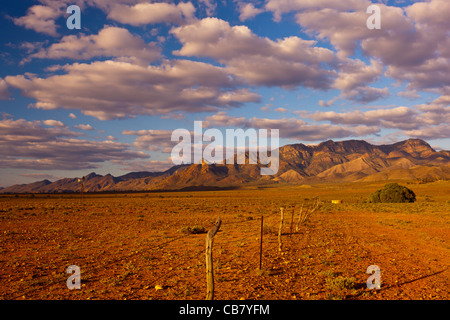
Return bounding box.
[414,98,450,126]
[121,112,380,155]
[332,58,388,103]
[0,117,149,170]
[74,124,94,130]
[0,118,77,142]
[8,0,450,150]
[204,111,247,128]
[385,57,450,93]
[334,59,383,92]
[292,0,450,97]
[246,117,379,142]
[122,129,176,153]
[274,107,288,113]
[28,26,161,64]
[204,112,379,142]
[171,17,336,89]
[43,119,65,127]
[107,1,196,26]
[13,5,61,37]
[306,101,450,141]
[13,1,195,36]
[265,0,369,22]
[405,0,450,30]
[277,0,450,104]
[308,106,419,130]
[238,2,264,21]
[5,59,260,120]
[403,124,450,140]
[296,4,413,59]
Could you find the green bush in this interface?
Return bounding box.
[367,183,416,203]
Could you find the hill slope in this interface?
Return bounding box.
[2,139,449,193]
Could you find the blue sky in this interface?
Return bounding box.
[0,0,449,187]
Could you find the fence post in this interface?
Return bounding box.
[259,215,263,270]
[206,216,221,300]
[295,204,303,232]
[290,206,294,236]
[278,207,284,252]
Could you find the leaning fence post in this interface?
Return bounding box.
[206,216,221,300]
[278,207,284,252]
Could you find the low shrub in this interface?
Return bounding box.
[180,225,207,234]
[325,276,356,291]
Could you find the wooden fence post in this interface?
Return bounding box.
[206,216,221,300]
[295,204,304,232]
[259,215,263,270]
[278,207,284,252]
[290,206,294,236]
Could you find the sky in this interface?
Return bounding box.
[0,0,449,187]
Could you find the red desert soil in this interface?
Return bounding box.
[0,181,448,300]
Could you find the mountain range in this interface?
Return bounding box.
[2,139,449,193]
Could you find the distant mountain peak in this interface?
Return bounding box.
[1,139,449,193]
[84,172,100,179]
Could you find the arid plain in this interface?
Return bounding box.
[1,180,448,300]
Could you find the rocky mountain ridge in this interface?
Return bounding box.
[2,139,449,193]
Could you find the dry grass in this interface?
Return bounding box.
[0,180,448,300]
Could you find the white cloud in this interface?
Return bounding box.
[238,2,264,21]
[403,124,450,140]
[171,18,336,89]
[13,5,60,36]
[107,1,196,26]
[334,59,383,93]
[0,117,149,170]
[204,111,247,128]
[74,124,94,130]
[204,112,380,142]
[292,0,450,99]
[43,119,65,127]
[122,129,176,152]
[308,106,419,130]
[265,0,369,22]
[5,59,260,120]
[28,26,161,64]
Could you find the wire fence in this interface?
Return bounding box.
[4,202,426,300]
[5,207,286,300]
